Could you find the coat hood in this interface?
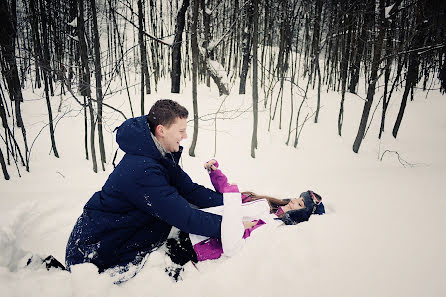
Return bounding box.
[116,116,162,158]
[116,116,183,162]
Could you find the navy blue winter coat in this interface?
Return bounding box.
[65,116,223,272]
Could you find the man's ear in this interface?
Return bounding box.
[155,124,164,137]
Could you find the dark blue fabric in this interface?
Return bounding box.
[65,116,223,272]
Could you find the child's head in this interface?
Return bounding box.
[278,191,324,225]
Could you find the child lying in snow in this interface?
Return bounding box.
[165,159,325,279]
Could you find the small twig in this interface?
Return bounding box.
[379,150,416,167]
[60,77,127,120]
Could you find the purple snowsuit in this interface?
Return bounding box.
[192,165,267,261]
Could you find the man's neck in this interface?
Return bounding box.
[150,132,167,157]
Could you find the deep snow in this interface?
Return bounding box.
[1,77,445,297]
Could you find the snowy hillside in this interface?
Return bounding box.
[1,79,445,297]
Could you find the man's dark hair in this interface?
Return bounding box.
[147,99,188,134]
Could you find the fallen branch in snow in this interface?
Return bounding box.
[206,60,230,96]
[379,150,416,167]
[198,47,230,96]
[56,171,65,178]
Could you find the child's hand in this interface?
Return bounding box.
[204,159,218,173]
[243,220,258,230]
[241,191,257,198]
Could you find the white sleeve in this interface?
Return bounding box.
[221,193,245,257]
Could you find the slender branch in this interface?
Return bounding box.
[112,8,172,46]
[379,150,417,167]
[60,76,127,120]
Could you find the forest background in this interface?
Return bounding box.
[1,1,446,296]
[1,0,445,177]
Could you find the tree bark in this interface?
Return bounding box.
[0,0,29,171]
[137,0,150,116]
[392,2,426,138]
[312,0,323,123]
[349,2,367,93]
[353,0,386,153]
[338,11,352,136]
[201,0,212,87]
[0,139,9,180]
[90,0,106,170]
[78,0,97,172]
[171,0,190,93]
[239,0,254,94]
[189,0,199,157]
[251,0,259,158]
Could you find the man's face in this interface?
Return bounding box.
[156,117,187,153]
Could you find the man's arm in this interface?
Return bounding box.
[129,167,222,238]
[173,166,224,208]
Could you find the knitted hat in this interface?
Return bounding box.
[278,191,325,225]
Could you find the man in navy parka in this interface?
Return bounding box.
[65,100,223,272]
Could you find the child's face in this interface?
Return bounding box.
[286,197,306,211]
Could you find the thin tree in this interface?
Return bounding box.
[0,0,29,171]
[239,0,254,94]
[90,0,106,171]
[337,3,353,136]
[137,0,151,115]
[251,0,259,158]
[0,89,10,179]
[392,1,426,138]
[312,0,323,124]
[189,0,199,157]
[78,0,98,172]
[171,0,190,93]
[353,0,386,153]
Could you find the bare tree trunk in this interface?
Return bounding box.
[0,146,9,180]
[0,87,11,180]
[0,0,29,171]
[251,0,259,158]
[171,0,189,93]
[90,0,106,170]
[189,0,199,157]
[201,0,211,87]
[139,0,151,96]
[138,0,145,115]
[353,0,386,153]
[31,0,59,158]
[78,0,97,172]
[239,0,253,94]
[338,12,352,136]
[137,0,150,116]
[39,0,54,96]
[379,11,397,139]
[349,2,366,94]
[42,69,59,157]
[108,0,134,117]
[312,0,322,123]
[83,95,88,160]
[392,2,426,138]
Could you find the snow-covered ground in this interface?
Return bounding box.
[1,77,445,297]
